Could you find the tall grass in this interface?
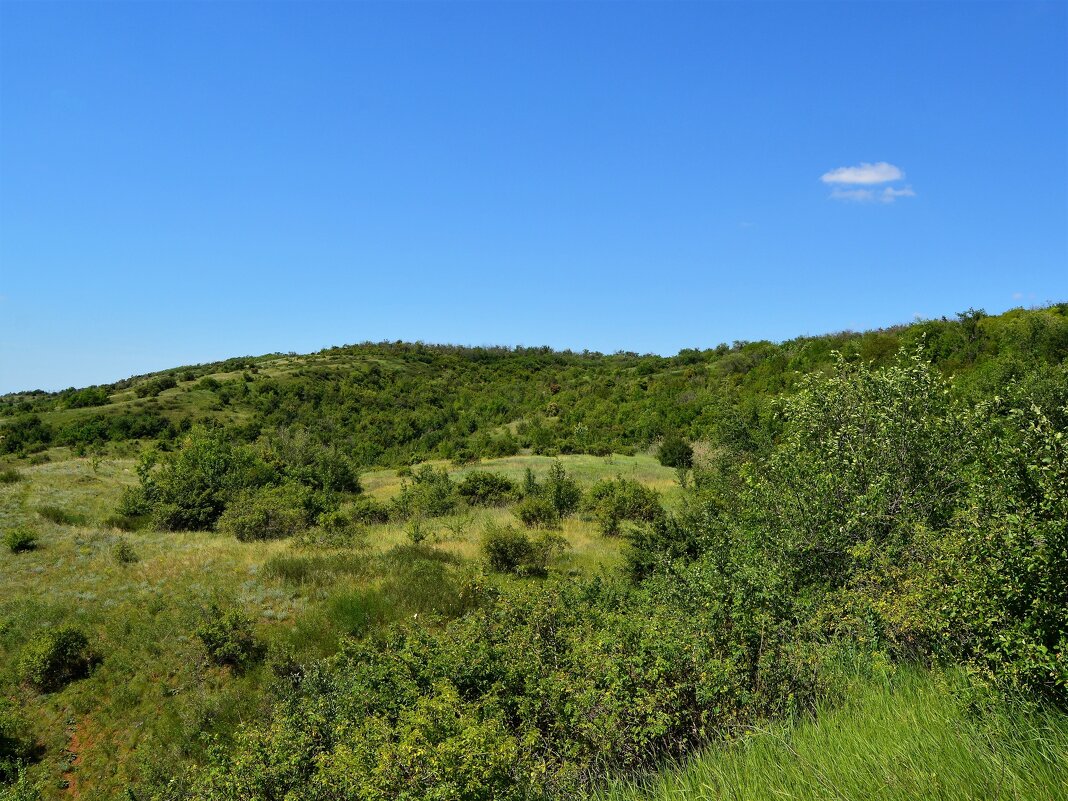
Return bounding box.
[601,668,1068,801]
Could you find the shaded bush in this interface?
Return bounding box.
[4,528,36,554]
[657,434,694,469]
[217,483,313,542]
[0,699,35,784]
[586,476,664,536]
[514,495,560,529]
[457,471,517,506]
[0,468,20,485]
[196,605,261,669]
[481,522,564,577]
[392,466,458,519]
[347,494,390,525]
[18,626,95,692]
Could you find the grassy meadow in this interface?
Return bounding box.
[0,450,657,799]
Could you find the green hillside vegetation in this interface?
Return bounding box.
[0,304,1066,800]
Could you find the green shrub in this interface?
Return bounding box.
[457,471,517,506]
[392,465,458,519]
[102,512,147,532]
[0,699,34,784]
[481,522,563,576]
[18,626,95,692]
[138,426,272,531]
[586,477,664,536]
[4,528,36,554]
[541,461,583,517]
[216,483,313,542]
[514,495,560,529]
[347,494,390,525]
[195,605,261,669]
[0,468,20,485]
[657,434,694,469]
[112,537,138,564]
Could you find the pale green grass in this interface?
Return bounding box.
[600,668,1068,801]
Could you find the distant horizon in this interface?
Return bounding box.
[4,299,1063,395]
[2,1,1065,394]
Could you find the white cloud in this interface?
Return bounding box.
[880,186,915,201]
[820,161,904,185]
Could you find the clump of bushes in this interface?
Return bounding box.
[348,495,390,525]
[196,604,262,670]
[481,522,565,577]
[392,466,458,519]
[217,483,314,542]
[514,462,582,528]
[586,477,664,536]
[514,495,560,529]
[134,375,177,398]
[457,471,517,506]
[18,626,95,692]
[4,528,36,553]
[0,468,21,485]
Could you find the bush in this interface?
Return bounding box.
[541,461,583,517]
[457,471,517,506]
[4,528,35,553]
[657,434,694,469]
[18,626,95,692]
[0,699,34,784]
[586,477,664,536]
[217,483,313,542]
[392,466,458,519]
[514,495,560,529]
[481,522,563,576]
[112,537,138,564]
[0,468,20,485]
[139,427,272,531]
[195,604,261,669]
[347,494,390,525]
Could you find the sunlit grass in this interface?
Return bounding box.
[600,668,1068,801]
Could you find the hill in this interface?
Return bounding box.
[0,303,1066,800]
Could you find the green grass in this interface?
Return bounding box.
[0,451,630,799]
[601,668,1068,801]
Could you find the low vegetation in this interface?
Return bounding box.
[0,304,1065,800]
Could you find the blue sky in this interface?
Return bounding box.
[1,1,1065,393]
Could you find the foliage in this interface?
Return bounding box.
[18,626,95,692]
[391,465,458,520]
[347,494,390,525]
[112,536,138,564]
[656,434,693,469]
[586,477,664,536]
[0,700,34,785]
[0,469,20,485]
[3,528,35,554]
[195,604,262,670]
[457,470,517,506]
[36,505,84,526]
[139,426,270,531]
[481,521,565,576]
[216,483,315,542]
[514,495,560,529]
